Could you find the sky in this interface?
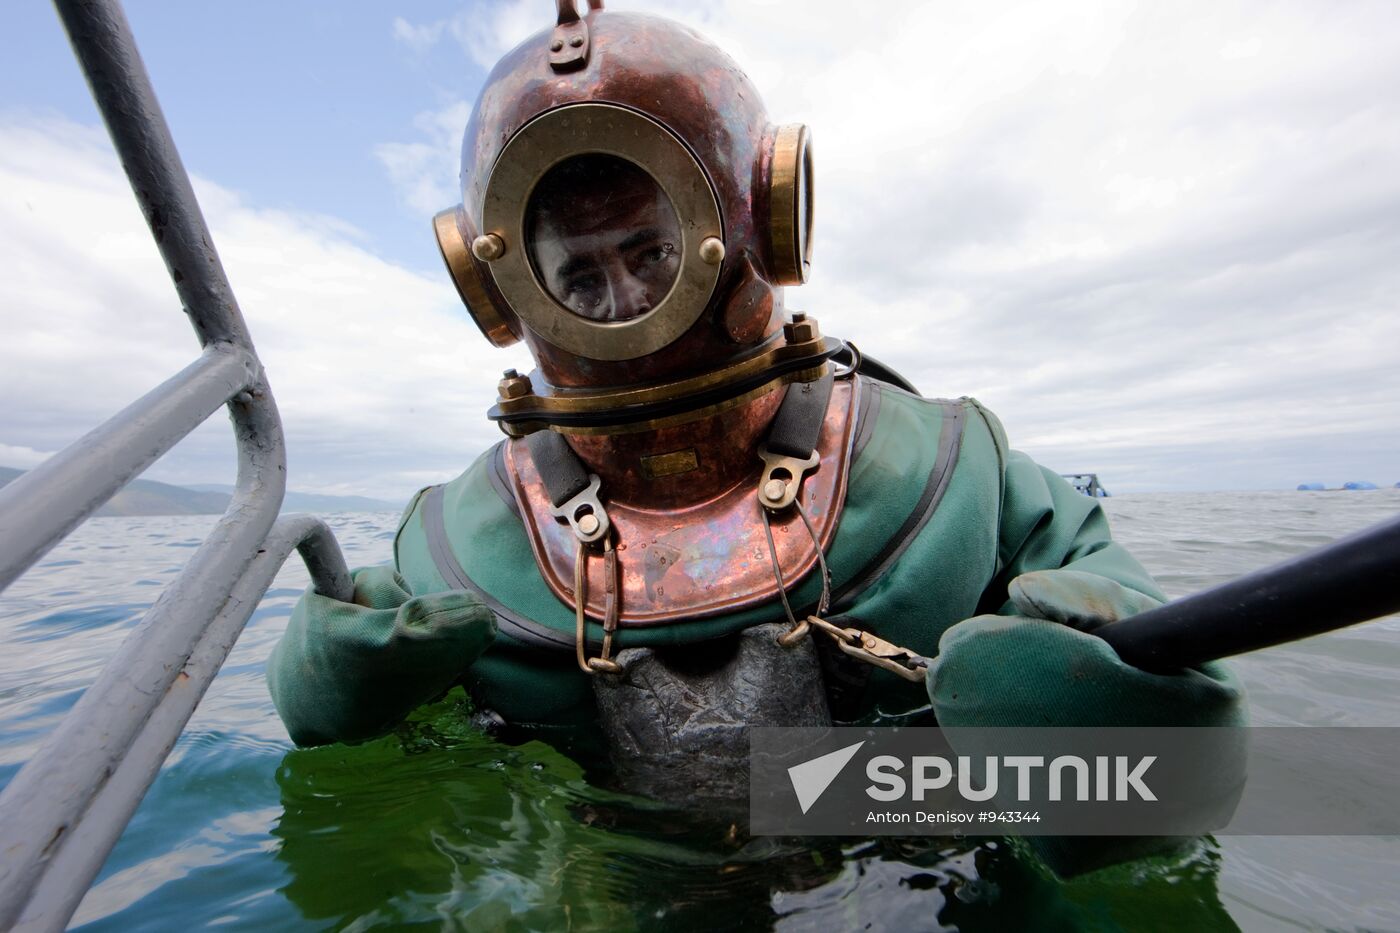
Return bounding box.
[1,0,1397,499]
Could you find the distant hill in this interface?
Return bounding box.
[0,467,399,516]
[188,485,399,513]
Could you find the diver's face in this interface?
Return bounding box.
[527,156,682,323]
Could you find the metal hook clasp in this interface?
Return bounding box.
[757,443,820,512]
[550,473,611,545]
[805,616,930,683]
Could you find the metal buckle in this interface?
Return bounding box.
[552,469,620,674]
[756,443,820,511]
[550,473,611,545]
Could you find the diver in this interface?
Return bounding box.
[267,0,1244,879]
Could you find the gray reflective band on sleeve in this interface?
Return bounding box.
[487,442,521,519]
[420,484,574,651]
[830,399,966,610]
[850,378,883,465]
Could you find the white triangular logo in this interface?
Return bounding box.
[787,741,866,814]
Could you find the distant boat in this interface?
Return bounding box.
[1297,483,1326,491]
[1343,481,1378,490]
[1061,473,1110,497]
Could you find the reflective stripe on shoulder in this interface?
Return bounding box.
[391,486,432,571]
[486,441,520,519]
[420,484,574,652]
[829,396,966,610]
[850,377,883,464]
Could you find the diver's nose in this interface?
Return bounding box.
[608,269,652,320]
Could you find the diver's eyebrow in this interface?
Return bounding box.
[556,255,601,280]
[619,228,663,252]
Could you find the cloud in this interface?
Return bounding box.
[13,0,1400,496]
[373,101,472,215]
[378,1,538,216]
[0,443,55,470]
[390,17,446,54]
[0,116,532,500]
[389,1,539,71]
[631,0,1400,491]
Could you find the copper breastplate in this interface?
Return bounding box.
[505,379,857,626]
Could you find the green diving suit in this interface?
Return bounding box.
[269,382,1243,747]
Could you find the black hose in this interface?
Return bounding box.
[1098,511,1400,673]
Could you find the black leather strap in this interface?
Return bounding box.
[854,349,921,396]
[767,371,835,458]
[526,430,590,508]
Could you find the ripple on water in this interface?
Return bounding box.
[14,603,144,642]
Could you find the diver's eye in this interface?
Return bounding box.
[563,271,607,313]
[644,243,674,264]
[565,271,605,297]
[630,241,677,274]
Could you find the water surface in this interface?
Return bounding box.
[1,490,1397,931]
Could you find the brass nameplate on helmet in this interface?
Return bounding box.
[641,448,700,479]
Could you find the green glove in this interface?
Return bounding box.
[928,569,1244,730]
[926,570,1246,877]
[268,566,497,747]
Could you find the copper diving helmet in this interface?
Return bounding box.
[433,0,825,438]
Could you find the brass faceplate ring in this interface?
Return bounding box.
[480,103,724,362]
[770,124,814,286]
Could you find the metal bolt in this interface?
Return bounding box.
[763,478,787,503]
[569,35,585,48]
[698,236,725,265]
[550,38,564,52]
[503,368,519,379]
[577,513,600,536]
[471,233,506,262]
[497,371,533,400]
[784,313,819,344]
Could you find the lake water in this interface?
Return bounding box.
[2,489,1398,931]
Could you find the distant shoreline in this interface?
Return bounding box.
[0,466,399,517]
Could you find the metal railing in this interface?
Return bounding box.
[0,1,354,929]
